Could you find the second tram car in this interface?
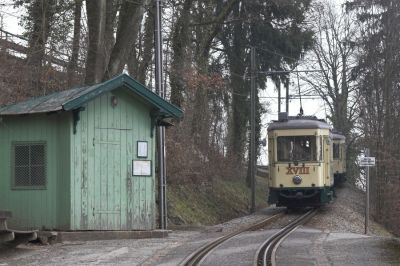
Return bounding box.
[331,132,346,185]
[267,113,335,208]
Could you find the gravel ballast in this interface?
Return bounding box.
[308,184,393,237]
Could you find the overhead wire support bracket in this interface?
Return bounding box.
[257,69,324,75]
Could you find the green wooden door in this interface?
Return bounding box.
[92,128,122,230]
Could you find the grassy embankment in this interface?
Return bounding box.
[167,176,269,226]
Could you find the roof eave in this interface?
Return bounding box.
[122,76,183,119]
[62,74,183,119]
[62,77,124,111]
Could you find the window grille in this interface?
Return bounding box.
[12,142,46,188]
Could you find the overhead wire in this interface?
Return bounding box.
[0,10,22,19]
[254,45,297,61]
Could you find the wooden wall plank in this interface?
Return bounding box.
[93,97,101,229]
[80,106,89,230]
[86,100,95,230]
[56,113,71,230]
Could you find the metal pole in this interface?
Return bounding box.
[285,80,289,114]
[154,0,166,229]
[250,47,256,213]
[365,148,370,234]
[154,0,162,96]
[277,79,281,114]
[162,127,167,229]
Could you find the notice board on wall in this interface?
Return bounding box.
[132,160,151,176]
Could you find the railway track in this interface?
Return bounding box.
[179,212,284,266]
[254,208,318,266]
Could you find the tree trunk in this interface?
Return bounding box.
[67,0,82,87]
[103,0,119,74]
[26,0,55,66]
[191,0,238,150]
[128,10,154,84]
[103,0,150,80]
[169,0,193,107]
[84,0,107,85]
[223,2,248,164]
[26,0,56,91]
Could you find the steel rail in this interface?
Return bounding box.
[254,208,318,266]
[180,212,285,266]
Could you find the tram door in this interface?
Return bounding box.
[323,136,333,186]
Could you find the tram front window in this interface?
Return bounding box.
[277,136,317,162]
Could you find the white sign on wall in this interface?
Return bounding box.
[359,157,376,167]
[132,160,152,176]
[137,141,148,158]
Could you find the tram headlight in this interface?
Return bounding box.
[293,175,302,185]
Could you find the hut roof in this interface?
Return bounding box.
[0,74,183,119]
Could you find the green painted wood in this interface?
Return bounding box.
[56,114,71,230]
[63,74,183,119]
[0,113,70,230]
[71,108,82,229]
[87,100,96,230]
[70,90,156,230]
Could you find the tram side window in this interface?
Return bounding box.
[320,136,323,161]
[277,136,317,162]
[333,143,340,159]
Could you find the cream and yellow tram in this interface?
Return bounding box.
[331,132,346,185]
[267,114,334,208]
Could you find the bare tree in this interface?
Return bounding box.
[127,10,154,85]
[301,1,359,137]
[347,0,400,234]
[84,0,108,85]
[26,0,56,66]
[25,0,57,90]
[104,0,151,80]
[169,0,193,107]
[67,0,82,87]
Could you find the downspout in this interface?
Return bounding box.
[154,0,167,230]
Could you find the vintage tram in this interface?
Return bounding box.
[267,113,335,208]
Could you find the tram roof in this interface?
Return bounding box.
[331,132,346,140]
[268,116,331,131]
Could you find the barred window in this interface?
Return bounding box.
[12,142,46,188]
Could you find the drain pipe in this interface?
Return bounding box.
[154,0,167,229]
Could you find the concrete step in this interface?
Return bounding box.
[53,230,169,243]
[0,231,14,243]
[0,210,38,245]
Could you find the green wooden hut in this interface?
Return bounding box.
[0,74,182,231]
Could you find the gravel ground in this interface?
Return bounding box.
[307,184,393,237]
[0,231,198,266]
[0,210,281,265]
[0,185,397,265]
[277,228,400,266]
